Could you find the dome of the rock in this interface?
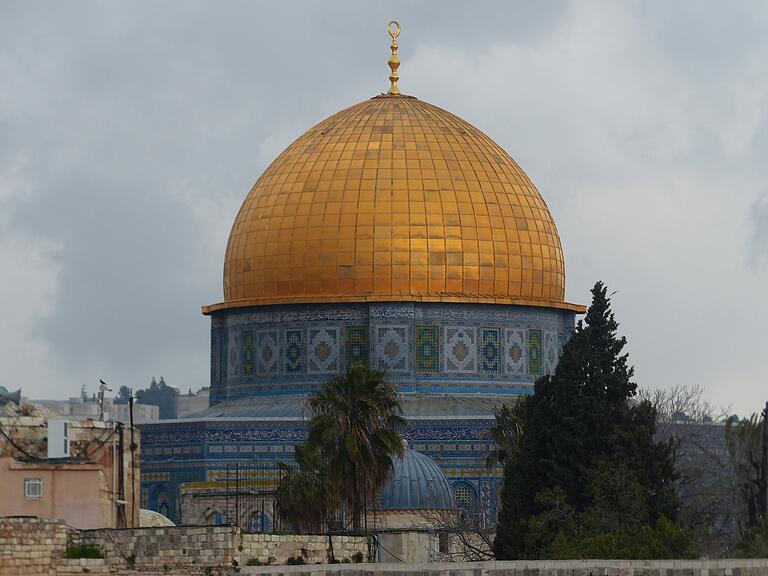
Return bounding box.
[205,94,581,314]
[141,24,585,533]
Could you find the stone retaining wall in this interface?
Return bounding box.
[0,517,370,574]
[0,517,69,575]
[239,559,768,575]
[3,516,768,576]
[76,525,370,568]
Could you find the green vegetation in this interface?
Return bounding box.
[485,401,524,468]
[286,555,306,565]
[133,376,177,419]
[64,545,103,559]
[277,364,404,534]
[305,364,404,531]
[726,414,767,527]
[351,551,364,563]
[276,443,338,533]
[735,514,768,557]
[494,282,690,559]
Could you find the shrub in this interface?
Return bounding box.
[736,514,768,557]
[65,545,103,559]
[351,552,364,563]
[286,555,306,565]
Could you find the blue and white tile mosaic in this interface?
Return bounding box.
[256,330,279,375]
[543,331,559,375]
[444,327,477,373]
[307,327,340,374]
[504,328,527,374]
[211,302,574,398]
[375,325,409,372]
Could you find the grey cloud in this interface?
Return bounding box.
[1,1,767,414]
[749,195,768,269]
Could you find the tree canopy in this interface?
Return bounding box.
[135,376,177,419]
[277,364,404,534]
[494,282,688,559]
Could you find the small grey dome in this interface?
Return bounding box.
[379,449,454,510]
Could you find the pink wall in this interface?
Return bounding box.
[0,457,109,529]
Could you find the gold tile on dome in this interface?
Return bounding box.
[206,94,583,315]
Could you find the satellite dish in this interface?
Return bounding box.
[0,387,22,406]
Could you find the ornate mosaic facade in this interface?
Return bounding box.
[209,302,574,402]
[140,410,505,527]
[144,300,575,526]
[140,73,586,528]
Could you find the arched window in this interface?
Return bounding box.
[208,510,224,526]
[247,511,272,533]
[453,483,477,514]
[153,487,169,517]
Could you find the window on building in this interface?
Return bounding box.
[453,483,477,514]
[438,532,450,554]
[247,511,271,533]
[24,478,42,499]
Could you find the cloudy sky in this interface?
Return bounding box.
[2,1,767,415]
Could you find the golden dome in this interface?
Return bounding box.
[204,94,583,314]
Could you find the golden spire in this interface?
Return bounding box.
[387,20,401,95]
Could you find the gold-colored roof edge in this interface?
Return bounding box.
[202,295,585,316]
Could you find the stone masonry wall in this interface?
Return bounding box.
[4,517,768,576]
[239,533,370,565]
[0,517,370,574]
[238,559,768,575]
[77,524,370,569]
[0,517,69,575]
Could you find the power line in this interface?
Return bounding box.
[0,420,40,461]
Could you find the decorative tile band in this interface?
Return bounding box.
[210,302,574,398]
[415,326,439,373]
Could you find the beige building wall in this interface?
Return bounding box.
[0,458,109,529]
[112,402,159,424]
[0,415,140,529]
[176,390,209,419]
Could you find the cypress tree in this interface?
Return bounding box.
[494,282,679,559]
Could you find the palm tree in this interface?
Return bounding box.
[276,443,337,535]
[306,364,405,531]
[486,401,525,468]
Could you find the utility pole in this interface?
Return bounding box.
[129,389,137,527]
[97,379,112,421]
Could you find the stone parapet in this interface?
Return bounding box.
[4,517,768,576]
[239,559,768,575]
[0,516,69,576]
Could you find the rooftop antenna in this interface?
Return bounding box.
[98,379,112,421]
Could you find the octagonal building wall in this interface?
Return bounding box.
[209,302,575,402]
